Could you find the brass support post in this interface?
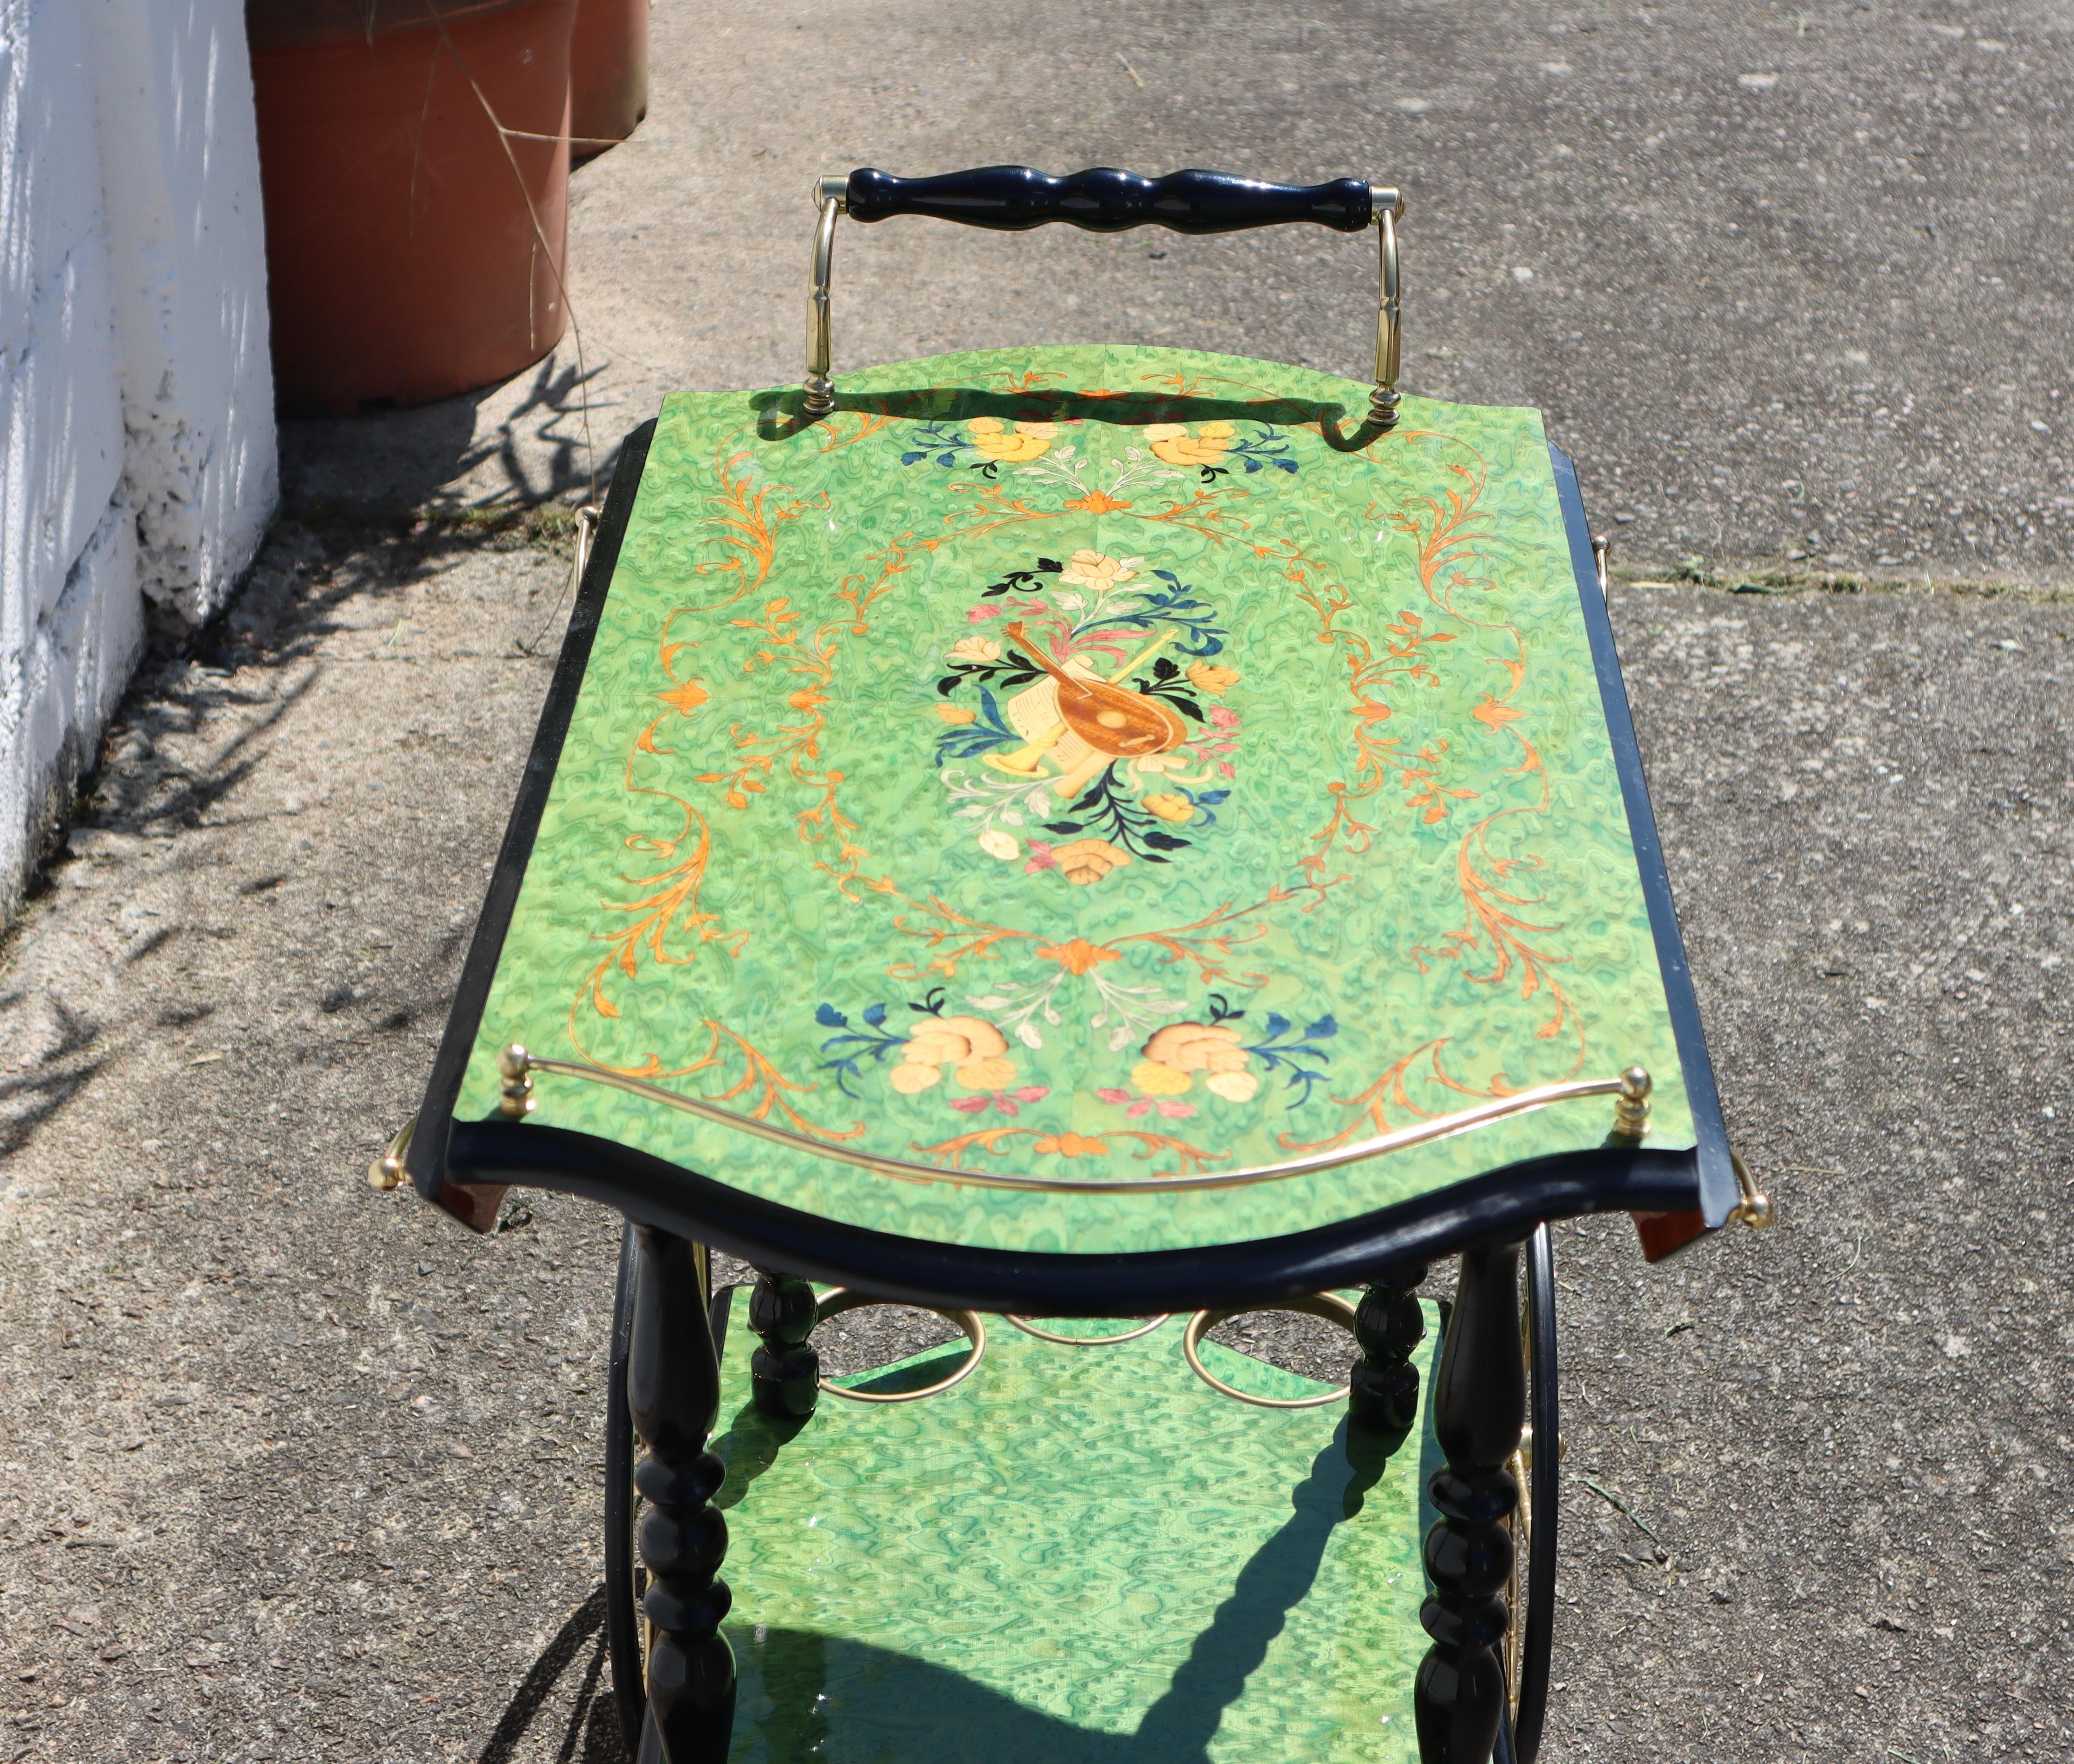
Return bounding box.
[803,175,846,417]
[1610,1066,1652,1141]
[496,1043,535,1118]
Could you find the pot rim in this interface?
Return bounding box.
[246,0,569,51]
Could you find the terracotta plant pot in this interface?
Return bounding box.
[247,0,579,416]
[569,0,647,161]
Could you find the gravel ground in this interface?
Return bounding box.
[1,518,2066,1760]
[7,3,2073,1756]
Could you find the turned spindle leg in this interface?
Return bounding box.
[1349,1261,1428,1444]
[747,1266,821,1418]
[628,1225,735,1764]
[1416,1237,1525,1764]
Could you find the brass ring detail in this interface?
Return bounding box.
[1005,1314,1172,1346]
[1180,1292,1359,1410]
[813,1288,986,1404]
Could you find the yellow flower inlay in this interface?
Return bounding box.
[1143,1021,1249,1075]
[1057,550,1142,594]
[1141,792,1196,825]
[1052,838,1132,886]
[955,1054,1018,1091]
[1146,421,1235,469]
[968,416,1058,464]
[1206,1069,1260,1102]
[1130,1060,1194,1097]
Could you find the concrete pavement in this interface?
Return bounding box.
[1,522,2066,1760]
[4,1,2072,1760]
[283,0,2074,586]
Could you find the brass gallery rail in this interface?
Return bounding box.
[494,1045,1654,1194]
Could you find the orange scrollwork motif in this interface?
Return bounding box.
[911,1123,1226,1176]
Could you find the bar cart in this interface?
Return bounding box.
[371,166,1771,1764]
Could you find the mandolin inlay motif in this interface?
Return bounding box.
[455,346,1694,1256]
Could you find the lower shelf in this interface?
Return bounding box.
[711,1299,1442,1763]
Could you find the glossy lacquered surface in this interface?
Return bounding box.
[845,166,1374,233]
[429,347,1699,1257]
[705,1295,1442,1762]
[409,348,1731,1294]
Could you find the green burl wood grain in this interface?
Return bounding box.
[455,346,1690,1252]
[716,1303,1442,1764]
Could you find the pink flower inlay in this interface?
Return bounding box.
[1096,1088,1195,1121]
[951,1084,1051,1117]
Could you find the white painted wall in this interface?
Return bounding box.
[0,0,274,921]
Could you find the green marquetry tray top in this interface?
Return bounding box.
[717,1301,1443,1764]
[460,346,1689,1255]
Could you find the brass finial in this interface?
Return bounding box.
[1730,1151,1775,1229]
[366,1115,417,1191]
[497,1044,536,1118]
[1611,1066,1652,1140]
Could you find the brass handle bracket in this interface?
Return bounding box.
[1369,186,1405,431]
[800,174,1407,426]
[802,175,848,417]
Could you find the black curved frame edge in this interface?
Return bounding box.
[1548,445,1736,1228]
[445,1117,1697,1315]
[406,415,1732,1302]
[405,416,660,1211]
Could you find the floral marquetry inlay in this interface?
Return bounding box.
[456,346,1692,1255]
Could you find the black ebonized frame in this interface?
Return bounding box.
[406,415,1733,1309]
[1547,446,1736,1227]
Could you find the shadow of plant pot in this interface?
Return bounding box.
[246,0,579,416]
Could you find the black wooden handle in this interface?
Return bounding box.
[844,166,1374,234]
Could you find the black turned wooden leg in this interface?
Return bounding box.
[748,1266,821,1418]
[1416,1238,1525,1764]
[628,1225,735,1764]
[1349,1261,1428,1443]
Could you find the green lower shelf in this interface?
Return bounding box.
[711,1299,1442,1763]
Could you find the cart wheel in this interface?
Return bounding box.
[1503,1221,1561,1764]
[604,1222,649,1752]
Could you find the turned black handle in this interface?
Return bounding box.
[843,166,1374,235]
